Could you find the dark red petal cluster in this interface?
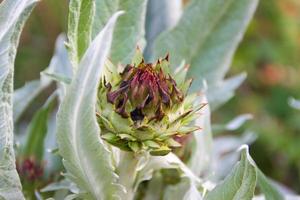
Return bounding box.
[107,59,184,121]
[16,157,44,182]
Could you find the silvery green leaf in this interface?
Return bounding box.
[41,179,79,194]
[67,0,95,68]
[213,113,253,133]
[13,80,47,123]
[43,34,72,81]
[212,132,257,180]
[93,0,147,64]
[204,145,257,200]
[22,93,56,161]
[225,114,253,131]
[0,0,38,199]
[257,169,284,200]
[144,0,182,60]
[42,72,72,84]
[44,34,73,102]
[56,12,125,199]
[239,166,288,200]
[153,0,258,109]
[13,34,72,123]
[206,73,247,110]
[188,94,212,177]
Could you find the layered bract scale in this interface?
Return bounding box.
[97,50,204,155]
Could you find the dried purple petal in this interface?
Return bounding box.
[106,59,184,121]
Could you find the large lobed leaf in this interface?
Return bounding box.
[0,0,38,199]
[153,0,258,110]
[56,12,125,199]
[93,0,147,64]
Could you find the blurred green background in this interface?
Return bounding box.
[16,0,300,192]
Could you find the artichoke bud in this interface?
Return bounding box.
[97,49,204,156]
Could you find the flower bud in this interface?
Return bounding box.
[97,50,204,156]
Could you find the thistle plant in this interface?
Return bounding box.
[0,0,297,200]
[97,50,204,155]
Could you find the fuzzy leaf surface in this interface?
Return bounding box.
[67,0,95,68]
[0,0,38,199]
[13,34,72,123]
[56,12,125,199]
[93,0,147,64]
[144,0,182,60]
[204,146,257,200]
[153,0,258,109]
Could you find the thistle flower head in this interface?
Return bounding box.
[97,49,204,156]
[106,57,183,122]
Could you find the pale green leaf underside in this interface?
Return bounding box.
[93,0,147,64]
[0,0,38,199]
[206,73,247,110]
[56,12,125,199]
[153,0,258,109]
[204,146,257,200]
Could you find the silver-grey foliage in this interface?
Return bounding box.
[204,146,257,200]
[144,0,182,60]
[93,0,148,64]
[0,0,38,199]
[153,0,259,110]
[56,12,125,199]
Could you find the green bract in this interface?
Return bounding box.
[97,49,205,156]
